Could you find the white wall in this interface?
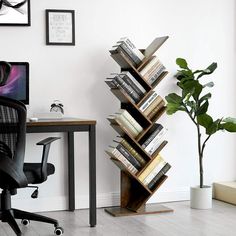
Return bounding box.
[0,0,236,212]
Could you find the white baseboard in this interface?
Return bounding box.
[12,188,190,212]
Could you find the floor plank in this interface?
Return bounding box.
[1,200,236,235]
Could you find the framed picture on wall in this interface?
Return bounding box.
[0,0,31,26]
[46,9,75,46]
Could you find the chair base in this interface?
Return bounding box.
[0,189,58,236]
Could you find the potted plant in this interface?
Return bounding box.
[165,58,236,209]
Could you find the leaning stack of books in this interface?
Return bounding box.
[138,91,165,120]
[105,71,146,104]
[139,56,166,85]
[106,146,139,175]
[138,154,171,190]
[106,136,148,175]
[113,136,147,167]
[107,109,143,138]
[110,37,145,67]
[139,123,167,155]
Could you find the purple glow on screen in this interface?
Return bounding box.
[0,64,28,103]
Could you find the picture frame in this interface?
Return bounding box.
[46,9,75,46]
[0,0,31,26]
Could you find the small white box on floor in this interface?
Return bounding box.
[213,181,236,205]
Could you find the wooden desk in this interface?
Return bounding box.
[26,118,97,227]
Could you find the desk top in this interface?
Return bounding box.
[27,118,96,127]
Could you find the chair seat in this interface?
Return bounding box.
[23,163,55,184]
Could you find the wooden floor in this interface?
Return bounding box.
[1,200,236,235]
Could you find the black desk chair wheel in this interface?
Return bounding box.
[0,96,64,236]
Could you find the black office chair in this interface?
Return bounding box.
[0,96,64,236]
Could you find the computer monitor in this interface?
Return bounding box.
[0,62,29,105]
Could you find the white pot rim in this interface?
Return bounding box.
[191,185,212,189]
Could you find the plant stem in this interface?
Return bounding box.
[183,103,198,126]
[196,123,203,188]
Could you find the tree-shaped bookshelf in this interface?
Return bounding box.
[105,36,173,216]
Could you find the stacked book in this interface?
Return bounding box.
[105,71,146,104]
[139,123,167,155]
[106,137,147,175]
[138,154,171,190]
[139,57,166,85]
[138,91,165,120]
[110,37,145,67]
[107,109,143,138]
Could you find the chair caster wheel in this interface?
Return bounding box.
[21,219,30,226]
[54,226,64,235]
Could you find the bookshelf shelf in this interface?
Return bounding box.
[105,36,173,216]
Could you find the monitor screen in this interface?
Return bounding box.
[0,62,29,104]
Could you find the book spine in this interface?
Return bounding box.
[115,115,139,137]
[118,38,145,61]
[111,47,137,67]
[123,72,146,93]
[148,163,171,190]
[116,144,142,170]
[111,79,136,104]
[139,92,158,112]
[141,124,163,148]
[111,148,138,174]
[122,74,145,98]
[105,80,117,89]
[121,110,143,133]
[143,60,162,79]
[138,154,162,182]
[148,66,166,84]
[147,100,165,120]
[114,75,141,103]
[119,43,142,65]
[145,128,166,153]
[143,96,163,116]
[116,112,140,134]
[140,57,159,76]
[142,160,166,185]
[119,139,146,166]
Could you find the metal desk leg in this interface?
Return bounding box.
[89,124,96,227]
[68,131,75,211]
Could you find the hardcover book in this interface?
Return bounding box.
[106,147,138,175]
[148,163,171,189]
[113,137,147,166]
[138,154,163,182]
[110,143,142,170]
[116,109,143,133]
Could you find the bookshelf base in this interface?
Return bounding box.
[104,204,173,217]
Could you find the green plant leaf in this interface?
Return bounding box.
[206,120,220,135]
[220,122,236,132]
[199,93,211,104]
[176,58,189,69]
[196,101,209,116]
[166,103,185,115]
[165,93,182,104]
[197,113,213,129]
[181,80,203,100]
[220,117,236,132]
[203,82,214,88]
[197,62,217,79]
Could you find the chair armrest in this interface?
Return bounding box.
[36,137,60,146]
[36,137,60,182]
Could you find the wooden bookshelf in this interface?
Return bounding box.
[105,36,173,216]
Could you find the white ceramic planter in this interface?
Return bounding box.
[190,186,212,209]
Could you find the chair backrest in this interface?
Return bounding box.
[0,96,27,188]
